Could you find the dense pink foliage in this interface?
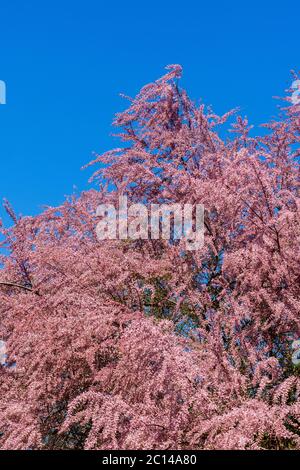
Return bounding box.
[0,65,300,450]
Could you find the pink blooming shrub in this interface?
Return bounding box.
[0,65,300,450]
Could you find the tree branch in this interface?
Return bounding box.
[0,281,39,295]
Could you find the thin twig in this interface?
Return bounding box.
[0,281,39,295]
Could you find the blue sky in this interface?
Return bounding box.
[0,0,299,223]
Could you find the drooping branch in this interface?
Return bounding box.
[0,281,39,295]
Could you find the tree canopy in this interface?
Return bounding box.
[0,65,300,450]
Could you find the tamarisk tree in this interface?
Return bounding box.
[0,65,299,450]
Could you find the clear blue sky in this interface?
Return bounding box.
[0,0,299,222]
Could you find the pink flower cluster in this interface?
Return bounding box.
[0,65,299,449]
